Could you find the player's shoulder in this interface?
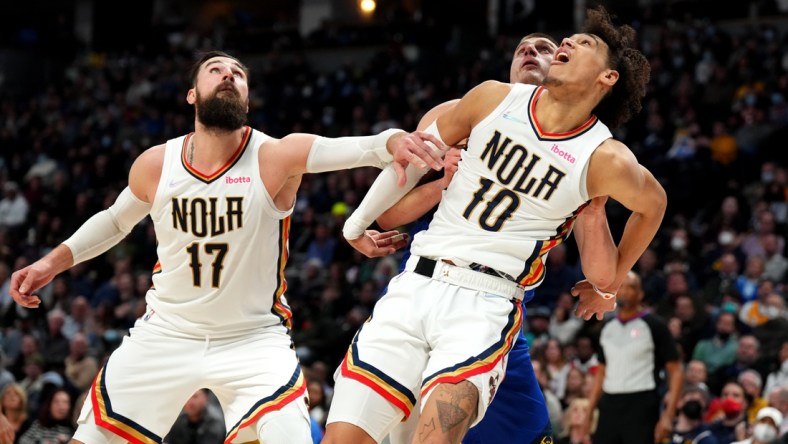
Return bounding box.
[473,80,514,95]
[592,138,638,170]
[134,144,167,169]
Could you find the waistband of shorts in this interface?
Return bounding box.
[405,255,525,301]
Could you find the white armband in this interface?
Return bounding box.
[592,284,616,300]
[62,187,152,265]
[343,162,429,240]
[306,128,405,172]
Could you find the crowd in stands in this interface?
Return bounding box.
[0,6,787,443]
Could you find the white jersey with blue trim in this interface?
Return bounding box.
[411,83,612,289]
[144,127,294,337]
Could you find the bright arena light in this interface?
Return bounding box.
[360,0,376,14]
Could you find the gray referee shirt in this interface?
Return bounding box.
[597,312,679,394]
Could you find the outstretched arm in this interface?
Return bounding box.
[10,147,159,308]
[377,100,459,230]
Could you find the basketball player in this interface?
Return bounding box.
[361,32,613,444]
[322,7,665,444]
[365,32,618,444]
[8,51,444,444]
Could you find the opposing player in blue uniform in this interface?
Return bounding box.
[354,32,619,444]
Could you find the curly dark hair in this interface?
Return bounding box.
[582,6,650,130]
[188,50,249,87]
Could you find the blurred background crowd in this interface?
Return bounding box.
[1,0,788,443]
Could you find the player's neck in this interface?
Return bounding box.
[189,124,246,169]
[534,88,597,133]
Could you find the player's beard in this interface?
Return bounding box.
[195,86,248,131]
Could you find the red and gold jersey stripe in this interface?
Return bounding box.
[181,126,252,183]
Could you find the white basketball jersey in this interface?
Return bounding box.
[411,83,612,290]
[145,127,294,336]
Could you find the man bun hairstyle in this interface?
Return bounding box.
[583,6,650,130]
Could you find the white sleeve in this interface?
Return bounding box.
[306,128,405,172]
[62,187,152,264]
[343,121,448,240]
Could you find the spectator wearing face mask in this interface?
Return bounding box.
[708,381,750,443]
[732,406,783,444]
[668,385,719,444]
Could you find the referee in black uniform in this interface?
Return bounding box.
[587,271,684,444]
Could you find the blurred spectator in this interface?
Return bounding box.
[739,369,769,424]
[693,311,739,374]
[543,338,571,401]
[307,380,328,429]
[731,406,782,444]
[669,385,718,444]
[762,233,788,282]
[686,360,710,390]
[764,341,788,397]
[532,359,564,438]
[701,252,741,310]
[708,381,750,443]
[766,385,788,437]
[562,368,587,409]
[164,389,225,444]
[0,383,31,441]
[570,335,599,375]
[0,182,29,230]
[525,307,552,351]
[537,244,581,308]
[711,335,767,396]
[63,333,97,393]
[637,248,666,307]
[548,293,583,346]
[739,280,785,328]
[18,387,73,444]
[741,210,784,259]
[735,256,767,303]
[41,310,69,368]
[556,398,595,444]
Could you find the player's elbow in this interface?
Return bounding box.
[585,269,616,291]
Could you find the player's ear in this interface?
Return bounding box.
[599,69,619,87]
[186,88,196,105]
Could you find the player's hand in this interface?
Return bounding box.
[0,412,15,444]
[347,230,410,258]
[440,148,462,189]
[654,414,673,443]
[9,261,56,308]
[570,279,617,321]
[388,132,446,186]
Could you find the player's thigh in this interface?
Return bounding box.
[421,288,522,427]
[464,338,551,443]
[75,327,203,442]
[208,330,311,443]
[327,275,431,437]
[325,377,407,444]
[387,397,421,444]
